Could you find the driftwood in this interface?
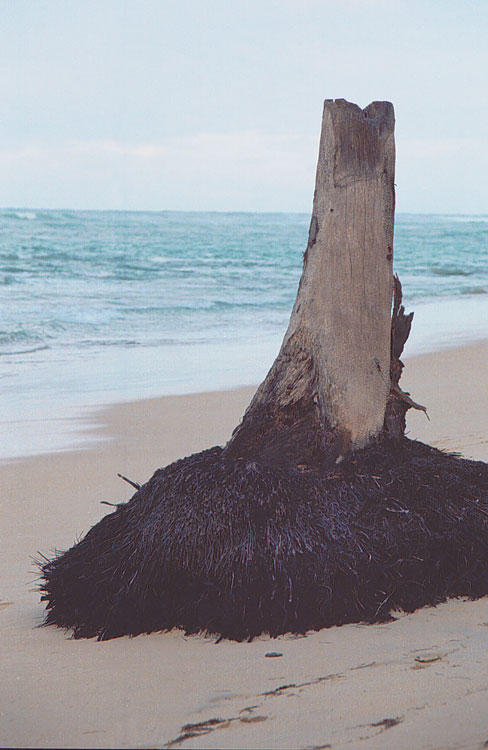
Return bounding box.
[39,100,488,641]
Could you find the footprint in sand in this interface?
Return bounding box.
[412,654,443,669]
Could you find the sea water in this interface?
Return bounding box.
[1,209,487,459]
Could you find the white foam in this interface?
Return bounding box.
[14,210,37,220]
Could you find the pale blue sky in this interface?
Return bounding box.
[1,0,487,213]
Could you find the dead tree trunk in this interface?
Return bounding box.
[226,99,396,467]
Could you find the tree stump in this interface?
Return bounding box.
[226,99,396,466]
[40,100,488,641]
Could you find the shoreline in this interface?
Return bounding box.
[95,337,488,470]
[2,290,488,462]
[2,338,487,466]
[1,338,487,748]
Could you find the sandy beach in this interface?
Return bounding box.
[1,341,488,749]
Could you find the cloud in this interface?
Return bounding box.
[0,132,318,211]
[281,0,389,6]
[71,132,317,181]
[399,137,488,159]
[395,136,488,213]
[0,147,47,163]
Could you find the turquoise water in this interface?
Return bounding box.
[1,209,487,459]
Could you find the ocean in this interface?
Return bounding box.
[1,209,487,460]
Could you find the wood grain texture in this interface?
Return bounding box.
[226,99,395,464]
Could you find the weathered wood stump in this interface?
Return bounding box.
[40,100,488,641]
[227,99,398,467]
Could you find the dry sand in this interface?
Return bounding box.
[1,342,488,749]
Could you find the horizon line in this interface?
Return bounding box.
[2,206,487,218]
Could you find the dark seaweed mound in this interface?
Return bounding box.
[40,438,488,641]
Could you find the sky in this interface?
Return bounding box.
[1,0,488,213]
